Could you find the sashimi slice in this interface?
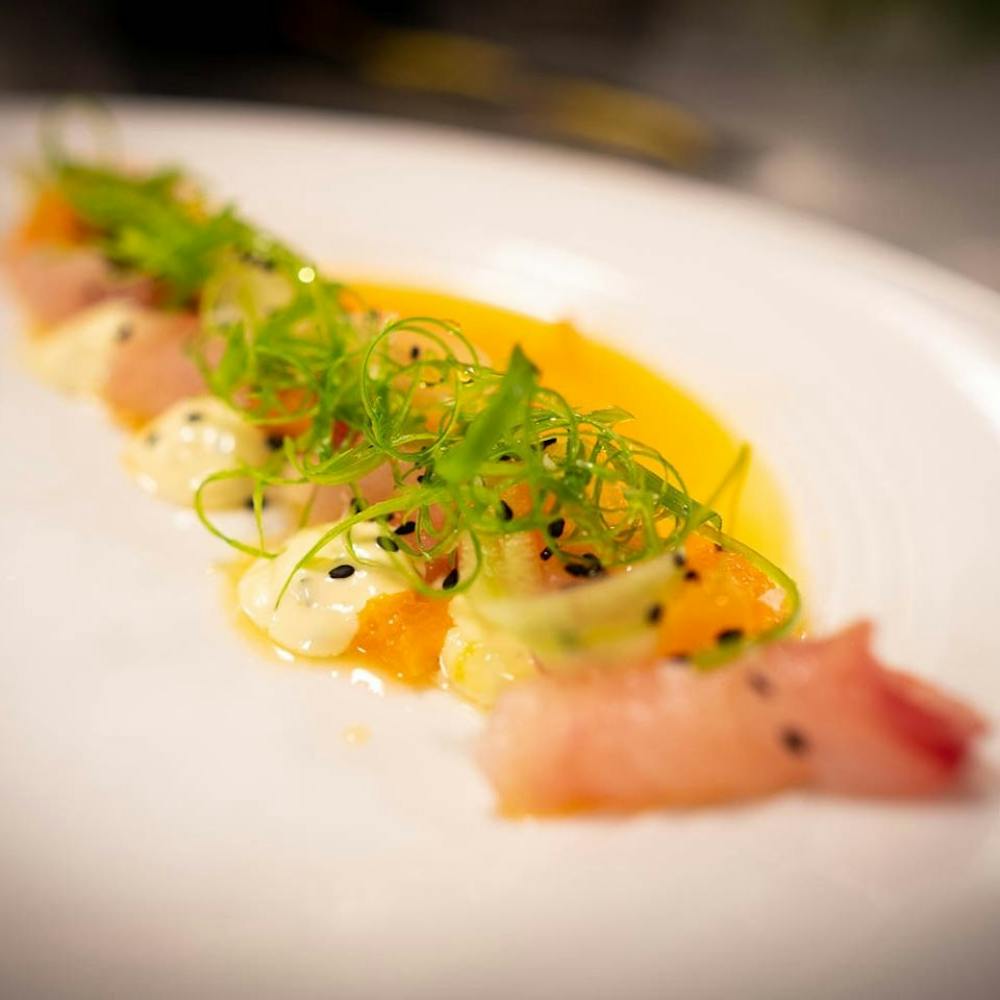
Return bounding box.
[2,246,155,329]
[102,309,203,423]
[479,623,987,814]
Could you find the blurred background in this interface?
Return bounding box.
[2,0,997,288]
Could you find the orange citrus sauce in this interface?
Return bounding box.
[353,282,792,566]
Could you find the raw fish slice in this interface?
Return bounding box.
[3,246,155,329]
[102,309,203,423]
[480,624,986,813]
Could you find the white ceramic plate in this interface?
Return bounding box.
[1,100,998,1000]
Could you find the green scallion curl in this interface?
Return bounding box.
[43,138,799,661]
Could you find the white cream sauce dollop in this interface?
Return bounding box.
[439,596,536,706]
[123,395,271,508]
[238,521,414,657]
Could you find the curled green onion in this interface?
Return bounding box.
[44,140,800,662]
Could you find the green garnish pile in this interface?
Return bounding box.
[42,134,800,657]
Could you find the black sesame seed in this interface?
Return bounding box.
[564,554,604,578]
[328,564,356,579]
[498,453,515,463]
[351,499,364,514]
[547,517,565,539]
[539,546,553,561]
[186,411,203,423]
[716,628,744,645]
[266,434,284,451]
[540,437,558,449]
[714,542,724,553]
[684,569,701,582]
[409,345,421,360]
[376,536,399,553]
[747,672,773,697]
[672,550,686,567]
[780,727,809,755]
[442,568,460,590]
[116,323,133,342]
[394,520,417,536]
[646,603,663,625]
[499,500,514,521]
[243,495,269,511]
[416,474,426,484]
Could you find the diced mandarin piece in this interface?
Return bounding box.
[350,591,454,686]
[656,533,785,658]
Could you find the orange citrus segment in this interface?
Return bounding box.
[349,591,454,685]
[656,533,785,659]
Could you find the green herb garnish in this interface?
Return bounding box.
[43,133,799,662]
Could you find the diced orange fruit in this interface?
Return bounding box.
[350,591,454,686]
[13,188,90,247]
[656,532,785,659]
[501,482,535,518]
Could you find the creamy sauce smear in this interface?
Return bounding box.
[239,522,414,657]
[440,597,537,706]
[124,395,271,508]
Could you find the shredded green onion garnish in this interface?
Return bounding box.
[40,132,800,662]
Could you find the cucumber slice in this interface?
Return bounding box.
[464,550,683,673]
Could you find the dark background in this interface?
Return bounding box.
[2,0,998,288]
